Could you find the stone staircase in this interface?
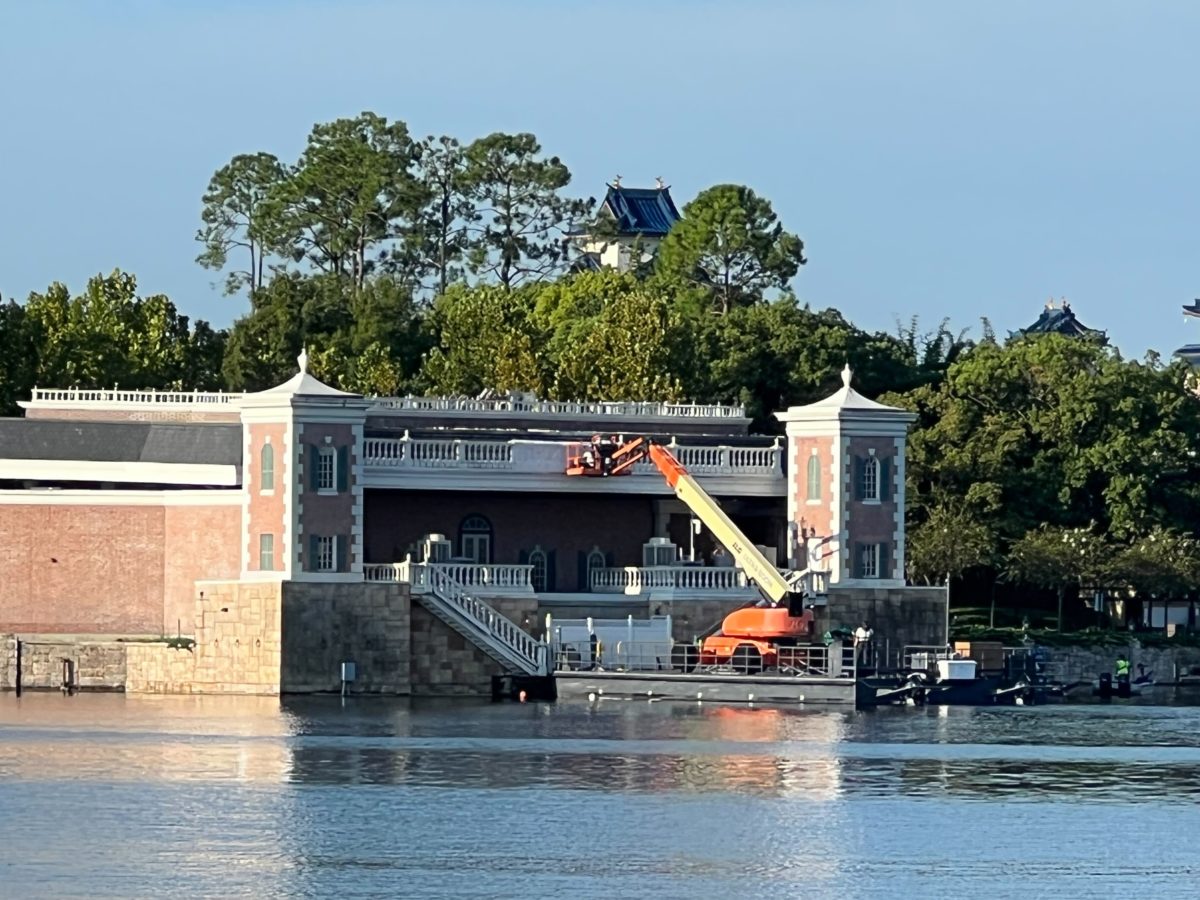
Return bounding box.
[420,566,549,676]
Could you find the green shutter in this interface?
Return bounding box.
[851,542,863,578]
[575,551,586,590]
[853,456,864,501]
[879,457,891,501]
[308,535,319,571]
[336,535,347,573]
[546,550,557,592]
[878,543,891,579]
[337,446,349,492]
[308,445,319,492]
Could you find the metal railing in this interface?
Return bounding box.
[425,566,548,675]
[553,639,857,679]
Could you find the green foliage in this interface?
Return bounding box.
[907,503,998,585]
[195,152,287,295]
[656,184,805,313]
[20,271,225,392]
[462,132,590,289]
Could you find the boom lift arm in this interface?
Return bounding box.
[567,435,817,616]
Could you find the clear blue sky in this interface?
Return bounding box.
[2,1,1198,359]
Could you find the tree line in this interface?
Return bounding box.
[2,110,1200,628]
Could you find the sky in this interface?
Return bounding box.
[1,0,1199,360]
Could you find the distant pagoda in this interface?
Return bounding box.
[1015,298,1106,343]
[572,177,682,273]
[1173,300,1200,367]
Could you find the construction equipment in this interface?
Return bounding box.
[566,435,823,674]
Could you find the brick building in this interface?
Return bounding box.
[0,356,945,693]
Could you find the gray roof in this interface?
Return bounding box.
[0,420,242,465]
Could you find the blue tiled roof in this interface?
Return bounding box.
[602,185,681,236]
[1018,304,1105,340]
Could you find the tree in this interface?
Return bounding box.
[1005,525,1109,630]
[195,152,287,295]
[419,284,549,395]
[462,132,589,289]
[907,503,998,587]
[1108,527,1200,605]
[272,112,425,291]
[413,135,473,297]
[0,298,34,415]
[656,184,806,313]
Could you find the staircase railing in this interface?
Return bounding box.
[426,566,549,676]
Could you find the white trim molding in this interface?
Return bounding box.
[0,459,239,486]
[0,489,242,506]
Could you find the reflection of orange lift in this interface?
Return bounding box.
[567,435,821,674]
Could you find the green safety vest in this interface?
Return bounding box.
[1116,659,1130,676]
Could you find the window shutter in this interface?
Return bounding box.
[576,551,587,591]
[337,446,349,492]
[851,542,863,578]
[853,456,864,501]
[309,445,319,492]
[308,535,319,571]
[336,535,347,573]
[546,550,557,592]
[879,457,891,501]
[878,542,891,579]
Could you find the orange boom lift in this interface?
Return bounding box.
[567,435,822,673]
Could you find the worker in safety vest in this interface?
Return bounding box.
[1115,655,1131,681]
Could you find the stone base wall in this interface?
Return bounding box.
[1042,643,1200,684]
[0,635,15,690]
[16,640,127,690]
[125,644,199,693]
[281,582,409,694]
[644,598,750,643]
[407,594,541,697]
[816,586,948,666]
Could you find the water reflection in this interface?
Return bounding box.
[5,695,1200,898]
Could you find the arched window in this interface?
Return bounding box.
[260,443,275,493]
[586,547,607,590]
[806,453,820,501]
[528,546,548,592]
[459,515,492,564]
[861,456,880,501]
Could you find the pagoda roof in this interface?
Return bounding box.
[599,183,681,237]
[1016,301,1106,342]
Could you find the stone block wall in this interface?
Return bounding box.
[1,635,17,690]
[17,640,127,690]
[816,586,948,666]
[1041,643,1200,684]
[125,644,199,693]
[280,581,409,694]
[409,599,506,695]
[646,598,750,643]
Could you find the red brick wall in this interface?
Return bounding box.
[791,436,834,537]
[299,423,355,572]
[163,505,241,634]
[246,423,287,573]
[0,501,239,635]
[365,491,657,591]
[846,436,899,575]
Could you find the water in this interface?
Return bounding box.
[1,696,1199,899]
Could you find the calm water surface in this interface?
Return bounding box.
[1,694,1198,899]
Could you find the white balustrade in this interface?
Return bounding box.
[365,561,532,595]
[590,565,756,595]
[28,387,241,407]
[371,395,746,420]
[426,566,548,675]
[363,436,781,480]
